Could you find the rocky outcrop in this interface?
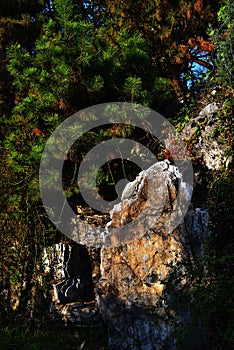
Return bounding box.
[49,301,102,328]
[182,102,231,170]
[45,160,211,349]
[44,242,103,329]
[184,207,210,260]
[97,161,193,349]
[44,243,95,304]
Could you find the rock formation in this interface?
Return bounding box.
[182,102,231,170]
[44,242,102,328]
[45,158,212,349]
[97,161,192,349]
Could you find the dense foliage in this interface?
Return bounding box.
[0,0,233,349]
[158,3,234,348]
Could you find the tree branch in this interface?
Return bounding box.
[191,56,214,70]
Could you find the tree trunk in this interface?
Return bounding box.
[171,65,186,102]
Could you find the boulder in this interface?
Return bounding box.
[45,160,211,349]
[97,160,194,349]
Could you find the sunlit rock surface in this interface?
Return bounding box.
[182,102,231,170]
[98,161,192,349]
[45,160,211,349]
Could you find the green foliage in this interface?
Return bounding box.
[159,254,234,349]
[123,76,142,103]
[210,0,234,87]
[158,166,234,349]
[0,325,109,350]
[158,2,234,347]
[206,169,234,255]
[103,0,220,100]
[0,1,156,314]
[0,2,233,349]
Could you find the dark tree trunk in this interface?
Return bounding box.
[170,65,186,102]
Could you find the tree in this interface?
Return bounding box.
[0,0,45,18]
[100,0,220,101]
[210,0,234,87]
[0,1,232,329]
[0,0,153,310]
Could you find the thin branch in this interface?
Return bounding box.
[192,57,213,70]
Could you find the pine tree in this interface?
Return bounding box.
[101,0,220,101]
[0,0,153,309]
